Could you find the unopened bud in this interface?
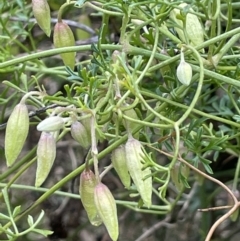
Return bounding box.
[111,146,131,189]
[53,21,75,70]
[125,137,152,207]
[80,169,102,226]
[71,121,91,149]
[35,132,56,187]
[37,116,65,132]
[5,103,29,166]
[176,51,192,86]
[94,183,119,241]
[32,0,51,37]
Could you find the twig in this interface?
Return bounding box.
[148,145,240,241]
[0,104,59,130]
[198,205,233,212]
[177,156,239,241]
[135,216,173,241]
[9,17,96,35]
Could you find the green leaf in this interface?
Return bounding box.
[32,228,53,237]
[12,205,21,218]
[0,213,10,220]
[27,215,34,226]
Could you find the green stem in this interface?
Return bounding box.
[57,1,76,22]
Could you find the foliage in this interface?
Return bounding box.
[0,0,240,240]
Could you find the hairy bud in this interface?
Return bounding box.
[94,183,119,241]
[71,121,91,149]
[5,103,29,166]
[35,132,56,187]
[53,21,75,70]
[80,169,102,226]
[32,0,51,37]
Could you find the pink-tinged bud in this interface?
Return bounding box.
[37,116,65,132]
[53,21,75,70]
[111,146,131,189]
[35,132,56,187]
[125,137,152,207]
[5,103,29,166]
[32,0,51,37]
[71,121,91,149]
[79,169,102,226]
[94,183,119,241]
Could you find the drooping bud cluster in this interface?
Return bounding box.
[53,21,76,70]
[125,136,152,207]
[32,0,51,37]
[176,50,192,86]
[5,103,29,166]
[35,132,56,187]
[170,3,204,49]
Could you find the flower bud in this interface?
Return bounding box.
[53,21,75,70]
[35,132,56,187]
[111,146,131,189]
[71,121,91,149]
[176,51,192,86]
[37,116,65,132]
[94,183,119,241]
[5,103,29,166]
[125,137,152,207]
[32,0,51,37]
[80,169,102,226]
[170,3,204,49]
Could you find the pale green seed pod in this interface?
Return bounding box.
[170,3,204,48]
[32,0,51,37]
[125,137,152,207]
[80,169,102,226]
[111,145,131,189]
[71,121,91,149]
[176,51,192,86]
[94,183,119,241]
[5,103,29,166]
[37,116,65,132]
[35,132,56,187]
[53,21,75,70]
